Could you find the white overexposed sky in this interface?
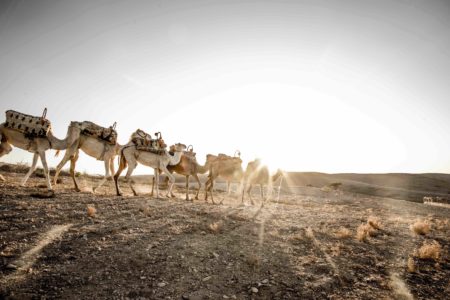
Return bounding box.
[1,0,450,174]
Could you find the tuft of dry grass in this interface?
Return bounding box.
[87,206,97,218]
[139,205,151,216]
[410,220,431,235]
[367,216,382,230]
[246,254,261,269]
[417,240,441,261]
[208,221,224,234]
[356,224,376,242]
[407,257,416,273]
[335,227,352,239]
[305,227,314,239]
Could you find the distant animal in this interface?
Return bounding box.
[241,158,283,206]
[114,135,186,198]
[152,145,209,201]
[204,151,244,204]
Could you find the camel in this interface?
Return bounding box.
[52,128,122,193]
[151,145,209,201]
[0,121,83,190]
[204,152,244,204]
[241,159,284,206]
[114,141,187,198]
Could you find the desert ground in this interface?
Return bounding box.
[0,166,449,299]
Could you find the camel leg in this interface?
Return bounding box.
[114,153,128,196]
[151,174,155,197]
[164,171,176,198]
[227,181,232,195]
[124,160,138,196]
[160,165,175,198]
[154,168,160,198]
[69,151,81,192]
[204,175,214,203]
[193,173,201,200]
[248,185,255,206]
[0,140,12,181]
[185,175,190,201]
[93,159,110,193]
[54,148,74,186]
[38,151,52,191]
[109,157,115,181]
[21,153,39,187]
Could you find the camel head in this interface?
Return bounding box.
[273,169,284,181]
[170,143,187,152]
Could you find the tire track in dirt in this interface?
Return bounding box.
[0,224,72,289]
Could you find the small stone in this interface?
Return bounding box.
[213,252,219,258]
[251,287,258,293]
[202,276,211,282]
[157,282,166,287]
[223,295,229,299]
[182,295,189,300]
[6,263,17,270]
[262,279,269,284]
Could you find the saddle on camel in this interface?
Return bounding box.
[131,130,167,154]
[4,108,51,139]
[80,121,118,145]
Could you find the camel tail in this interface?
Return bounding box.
[54,150,61,157]
[119,148,127,170]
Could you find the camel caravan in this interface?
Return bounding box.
[0,108,284,205]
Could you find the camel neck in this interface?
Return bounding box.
[168,151,183,166]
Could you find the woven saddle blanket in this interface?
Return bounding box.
[80,121,117,145]
[4,110,51,138]
[131,129,167,155]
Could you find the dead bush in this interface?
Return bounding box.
[139,205,151,216]
[208,221,223,234]
[407,257,416,273]
[335,227,352,239]
[87,206,97,218]
[246,254,261,269]
[356,224,376,242]
[410,220,431,235]
[367,216,382,230]
[417,240,441,261]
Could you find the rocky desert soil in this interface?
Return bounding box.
[0,170,449,299]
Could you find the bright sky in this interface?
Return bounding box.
[1,0,450,174]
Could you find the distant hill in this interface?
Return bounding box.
[284,172,450,203]
[1,162,449,203]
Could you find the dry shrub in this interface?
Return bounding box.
[356,224,376,242]
[208,221,223,234]
[330,243,342,257]
[335,227,352,239]
[246,254,261,269]
[417,240,441,261]
[305,227,314,239]
[87,206,97,218]
[435,219,449,231]
[139,205,151,216]
[407,257,416,273]
[367,216,382,230]
[410,220,430,235]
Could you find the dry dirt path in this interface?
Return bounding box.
[0,172,449,299]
